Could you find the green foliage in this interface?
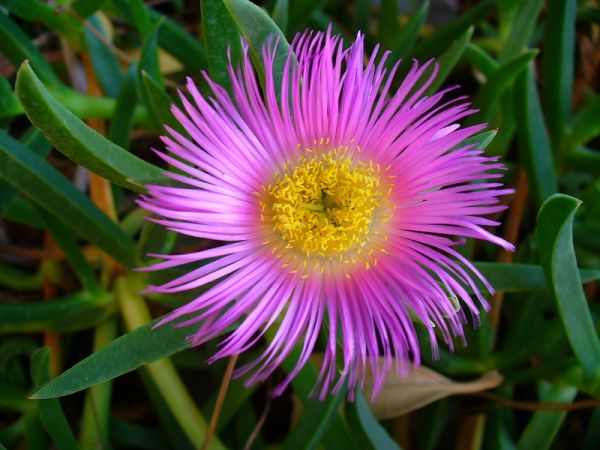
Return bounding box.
[1,1,600,449]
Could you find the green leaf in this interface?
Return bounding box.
[0,0,80,43]
[276,339,359,450]
[0,291,113,333]
[141,70,184,134]
[71,0,108,18]
[272,0,289,34]
[543,0,576,138]
[129,0,153,39]
[3,196,45,229]
[473,262,600,293]
[148,9,207,73]
[34,206,101,293]
[425,26,473,95]
[31,348,80,450]
[109,419,170,450]
[471,50,537,124]
[582,408,600,450]
[0,130,137,267]
[355,0,369,33]
[0,12,61,86]
[497,0,544,63]
[390,0,429,60]
[288,0,327,34]
[378,0,399,49]
[348,390,402,450]
[459,130,497,150]
[514,63,558,206]
[0,383,35,412]
[0,76,21,117]
[30,313,194,399]
[24,412,49,450]
[566,147,600,176]
[283,381,349,450]
[537,194,600,379]
[413,0,496,60]
[15,62,166,193]
[108,64,138,148]
[223,0,294,96]
[516,382,577,450]
[139,19,164,89]
[0,128,52,219]
[84,14,123,97]
[0,261,44,291]
[569,93,600,148]
[464,43,499,78]
[201,0,243,93]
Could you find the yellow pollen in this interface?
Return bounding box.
[266,151,385,256]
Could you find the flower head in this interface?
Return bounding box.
[139,29,513,399]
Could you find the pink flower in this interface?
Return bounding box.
[139,29,513,399]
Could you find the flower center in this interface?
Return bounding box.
[266,152,384,256]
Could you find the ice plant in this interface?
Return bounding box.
[139,29,514,399]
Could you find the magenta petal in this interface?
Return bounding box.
[140,27,513,400]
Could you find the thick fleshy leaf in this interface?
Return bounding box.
[108,64,138,148]
[141,70,184,134]
[30,313,195,399]
[378,0,399,49]
[84,14,123,97]
[283,382,350,450]
[515,64,557,206]
[537,194,600,379]
[459,130,497,150]
[390,0,429,60]
[139,19,163,89]
[31,348,80,450]
[0,130,137,267]
[71,0,108,18]
[148,9,207,73]
[0,261,43,291]
[348,390,402,450]
[129,0,153,39]
[464,43,498,77]
[34,206,101,293]
[0,76,21,117]
[516,382,577,450]
[543,0,576,137]
[201,0,243,92]
[472,50,537,124]
[498,0,544,63]
[0,291,113,333]
[223,0,293,95]
[413,0,495,60]
[569,93,600,149]
[0,12,61,86]
[272,0,289,34]
[0,0,80,43]
[15,62,165,193]
[474,262,600,293]
[288,0,327,34]
[0,128,52,219]
[280,350,360,450]
[425,26,473,95]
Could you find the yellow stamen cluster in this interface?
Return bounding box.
[263,150,385,258]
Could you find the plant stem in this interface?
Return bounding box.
[116,276,225,450]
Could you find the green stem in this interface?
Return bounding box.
[115,276,225,450]
[7,86,153,127]
[566,147,600,175]
[79,319,118,450]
